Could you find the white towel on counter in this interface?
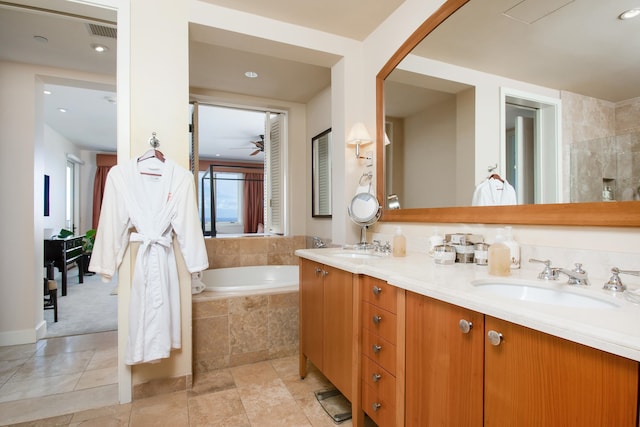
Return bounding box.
[472,177,517,206]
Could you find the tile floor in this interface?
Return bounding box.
[0,331,370,426]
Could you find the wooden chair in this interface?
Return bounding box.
[44,278,58,322]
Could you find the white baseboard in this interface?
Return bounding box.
[0,327,38,346]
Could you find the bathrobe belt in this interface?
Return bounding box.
[130,232,172,308]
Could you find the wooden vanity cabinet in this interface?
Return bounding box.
[405,291,484,426]
[405,290,639,427]
[360,276,405,427]
[299,258,355,401]
[484,316,639,427]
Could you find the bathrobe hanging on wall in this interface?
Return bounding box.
[89,157,209,365]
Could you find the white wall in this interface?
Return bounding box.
[403,97,457,208]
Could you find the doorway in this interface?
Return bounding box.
[501,88,562,204]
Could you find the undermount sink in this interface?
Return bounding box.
[472,280,619,309]
[332,252,382,259]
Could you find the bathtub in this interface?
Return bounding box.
[202,265,299,294]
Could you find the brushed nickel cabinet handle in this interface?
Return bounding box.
[372,315,382,325]
[487,330,503,346]
[372,344,382,353]
[372,286,382,295]
[372,373,381,382]
[372,402,381,411]
[459,319,473,334]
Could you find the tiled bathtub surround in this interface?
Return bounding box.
[204,235,306,268]
[192,291,299,374]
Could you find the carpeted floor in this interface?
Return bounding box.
[44,267,118,338]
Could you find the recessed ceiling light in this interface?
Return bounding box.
[91,43,109,53]
[619,8,640,20]
[57,108,67,113]
[43,90,52,95]
[33,35,48,43]
[244,71,258,78]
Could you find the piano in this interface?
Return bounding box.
[44,236,84,296]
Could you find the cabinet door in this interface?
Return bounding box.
[405,292,484,427]
[299,258,324,371]
[323,265,354,400]
[485,316,639,427]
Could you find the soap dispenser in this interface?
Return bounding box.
[393,227,406,257]
[503,226,520,270]
[488,228,510,276]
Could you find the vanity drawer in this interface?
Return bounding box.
[361,277,397,314]
[362,355,396,402]
[362,380,396,427]
[361,301,397,345]
[363,329,396,376]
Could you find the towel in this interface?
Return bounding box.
[472,177,517,206]
[191,271,206,294]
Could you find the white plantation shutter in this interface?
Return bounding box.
[266,113,285,234]
[313,132,331,215]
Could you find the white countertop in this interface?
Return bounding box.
[296,247,640,362]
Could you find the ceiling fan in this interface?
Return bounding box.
[248,135,264,156]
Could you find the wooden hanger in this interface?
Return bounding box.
[137,132,165,176]
[137,148,165,163]
[489,173,504,183]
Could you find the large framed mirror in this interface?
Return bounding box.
[312,128,332,218]
[376,0,640,227]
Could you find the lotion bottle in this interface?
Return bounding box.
[503,226,520,270]
[488,228,510,276]
[393,227,406,257]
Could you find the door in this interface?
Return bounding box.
[405,292,484,426]
[484,316,638,426]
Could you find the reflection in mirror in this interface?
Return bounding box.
[312,128,332,218]
[377,0,640,226]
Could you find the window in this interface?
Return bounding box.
[199,171,244,235]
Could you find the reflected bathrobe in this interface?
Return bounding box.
[89,158,209,365]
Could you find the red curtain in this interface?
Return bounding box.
[92,154,116,229]
[243,173,264,233]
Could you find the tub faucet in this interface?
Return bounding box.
[553,263,590,286]
[312,236,326,248]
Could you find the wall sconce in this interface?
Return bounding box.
[347,122,373,159]
[384,133,391,146]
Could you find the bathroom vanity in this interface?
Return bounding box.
[297,248,640,427]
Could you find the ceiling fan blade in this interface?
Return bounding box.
[250,149,261,156]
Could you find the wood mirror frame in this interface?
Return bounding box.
[375,0,640,227]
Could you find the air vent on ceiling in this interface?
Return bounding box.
[87,23,117,39]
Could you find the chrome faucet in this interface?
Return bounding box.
[553,263,590,286]
[312,236,326,248]
[529,259,590,286]
[373,240,392,254]
[603,267,640,292]
[529,259,558,280]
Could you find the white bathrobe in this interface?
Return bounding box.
[89,158,209,365]
[472,177,517,206]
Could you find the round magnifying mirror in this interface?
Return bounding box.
[348,192,381,225]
